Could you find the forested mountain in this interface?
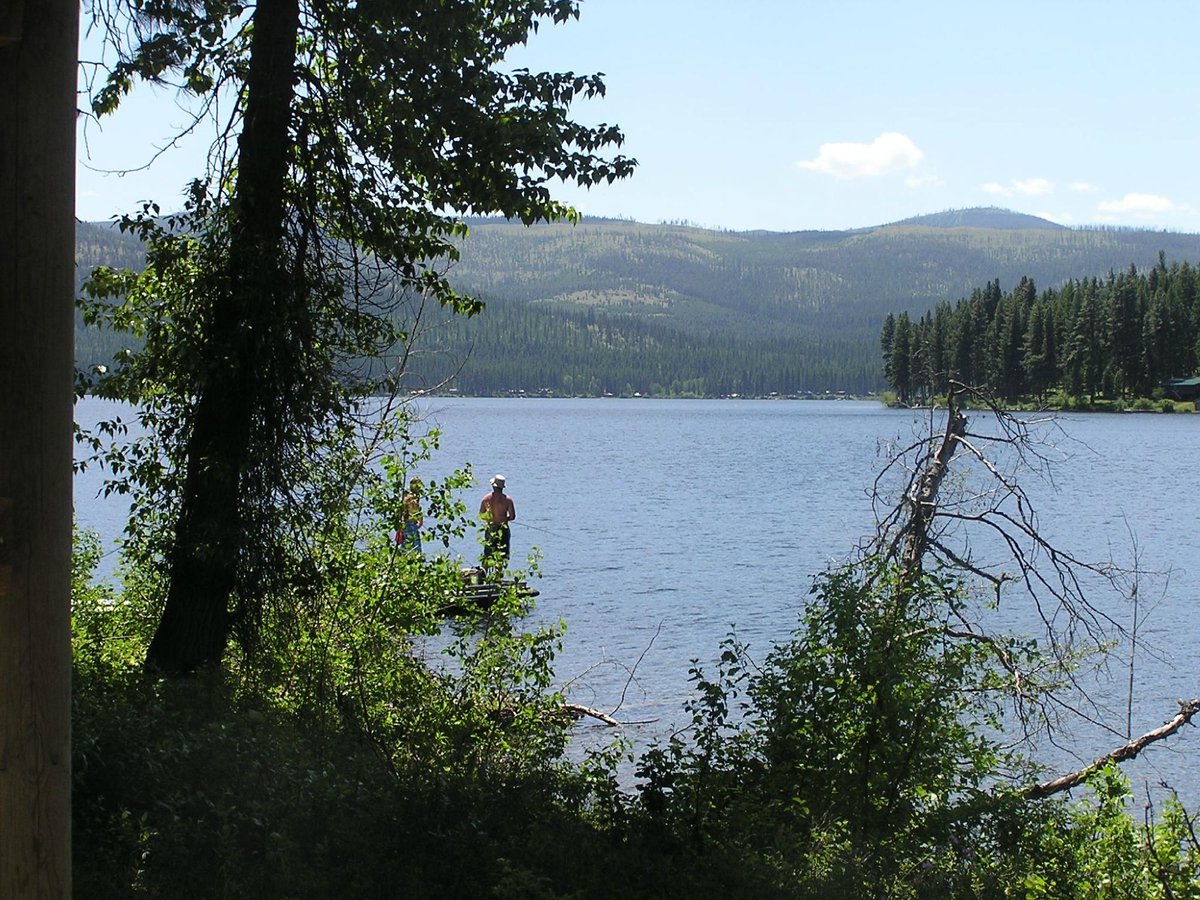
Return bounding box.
[75,221,151,374]
[890,207,1068,230]
[76,210,1200,396]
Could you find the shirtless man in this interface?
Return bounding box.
[479,474,516,568]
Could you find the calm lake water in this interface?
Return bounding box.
[75,397,1200,803]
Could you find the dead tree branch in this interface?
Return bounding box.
[561,703,622,727]
[1025,700,1200,799]
[899,399,967,581]
[869,383,1172,750]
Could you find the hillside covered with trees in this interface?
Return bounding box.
[78,210,1200,397]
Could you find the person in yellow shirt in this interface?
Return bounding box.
[396,477,424,552]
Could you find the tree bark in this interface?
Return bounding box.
[900,395,967,584]
[0,0,77,893]
[145,0,300,674]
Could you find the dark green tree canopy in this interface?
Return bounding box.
[83,0,635,674]
[880,261,1200,406]
[92,0,634,273]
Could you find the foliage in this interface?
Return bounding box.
[629,563,1013,896]
[72,519,778,899]
[72,458,590,897]
[991,767,1200,899]
[617,557,1200,898]
[76,216,1200,399]
[882,258,1200,406]
[72,492,1200,896]
[72,672,596,899]
[80,0,636,673]
[750,568,1005,842]
[71,527,141,682]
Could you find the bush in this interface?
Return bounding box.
[71,518,1200,896]
[622,560,1200,897]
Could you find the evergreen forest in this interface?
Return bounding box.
[880,255,1200,408]
[76,213,1200,397]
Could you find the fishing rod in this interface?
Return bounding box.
[512,520,583,544]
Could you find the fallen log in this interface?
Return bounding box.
[1025,699,1200,799]
[561,703,622,727]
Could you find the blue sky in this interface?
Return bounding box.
[76,1,1200,233]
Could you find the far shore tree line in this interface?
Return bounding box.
[880,254,1200,407]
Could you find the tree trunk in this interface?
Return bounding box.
[0,0,77,894]
[145,0,300,675]
[900,395,967,586]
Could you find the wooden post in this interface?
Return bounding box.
[0,0,77,894]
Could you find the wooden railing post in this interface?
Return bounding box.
[0,0,76,894]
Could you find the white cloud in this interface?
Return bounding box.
[1068,181,1099,193]
[796,132,925,179]
[1097,192,1181,216]
[981,177,1054,197]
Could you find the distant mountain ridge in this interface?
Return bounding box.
[75,208,1200,396]
[888,207,1067,231]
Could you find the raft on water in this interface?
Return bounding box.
[436,567,539,617]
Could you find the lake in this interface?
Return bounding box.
[75,397,1200,803]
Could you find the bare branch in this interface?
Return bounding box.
[898,399,968,582]
[1025,699,1200,799]
[867,383,1164,754]
[561,703,622,727]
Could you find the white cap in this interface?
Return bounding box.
[491,474,506,487]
